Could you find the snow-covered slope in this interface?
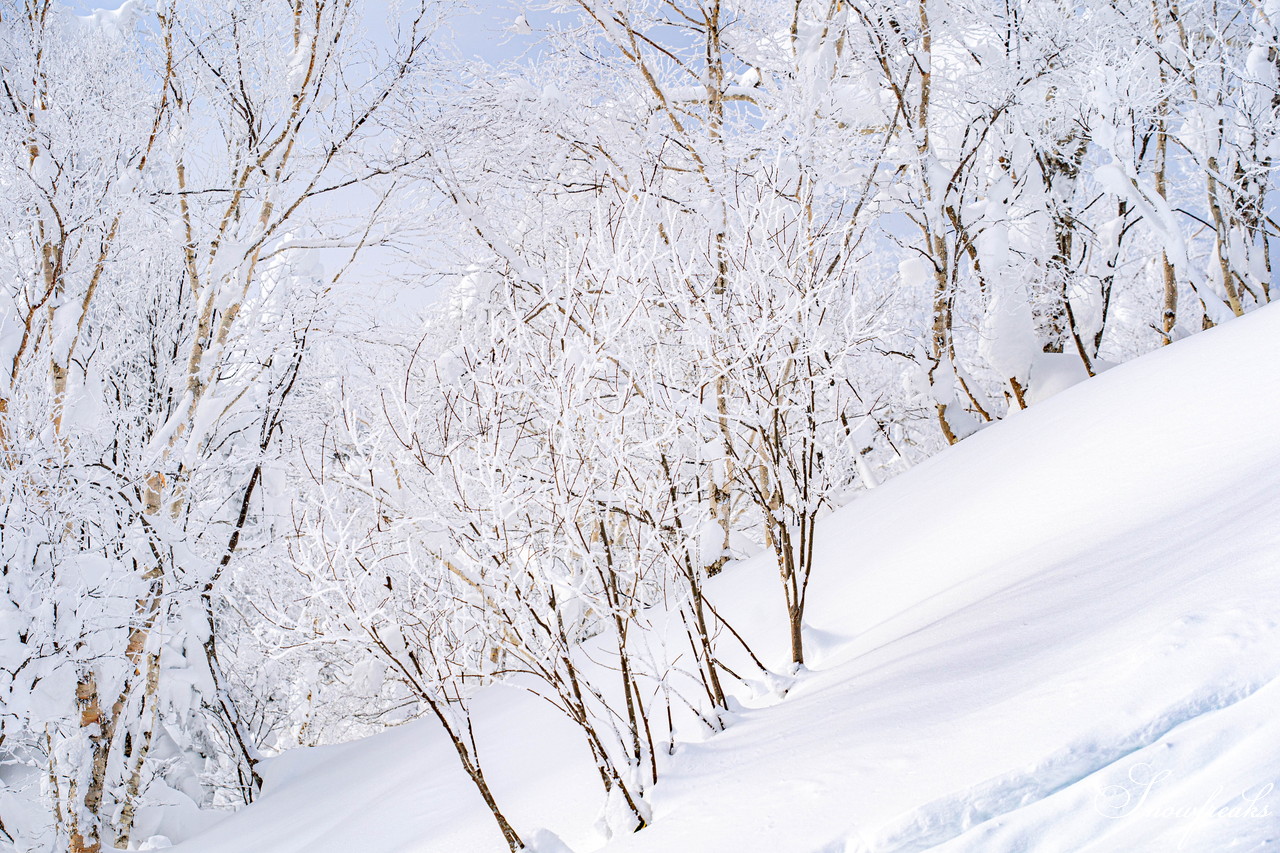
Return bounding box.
[171,305,1280,853]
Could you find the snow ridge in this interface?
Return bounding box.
[860,675,1280,852]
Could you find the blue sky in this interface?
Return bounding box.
[58,0,538,65]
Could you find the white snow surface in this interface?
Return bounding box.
[171,305,1280,852]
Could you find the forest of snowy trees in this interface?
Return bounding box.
[0,0,1276,850]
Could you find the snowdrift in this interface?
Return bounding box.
[171,305,1280,853]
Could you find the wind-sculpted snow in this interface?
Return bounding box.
[173,306,1280,852]
[864,676,1278,852]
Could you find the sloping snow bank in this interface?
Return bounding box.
[171,304,1280,853]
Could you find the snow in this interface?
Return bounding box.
[978,279,1037,382]
[75,0,148,34]
[1024,351,1090,405]
[169,304,1280,852]
[162,685,603,853]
